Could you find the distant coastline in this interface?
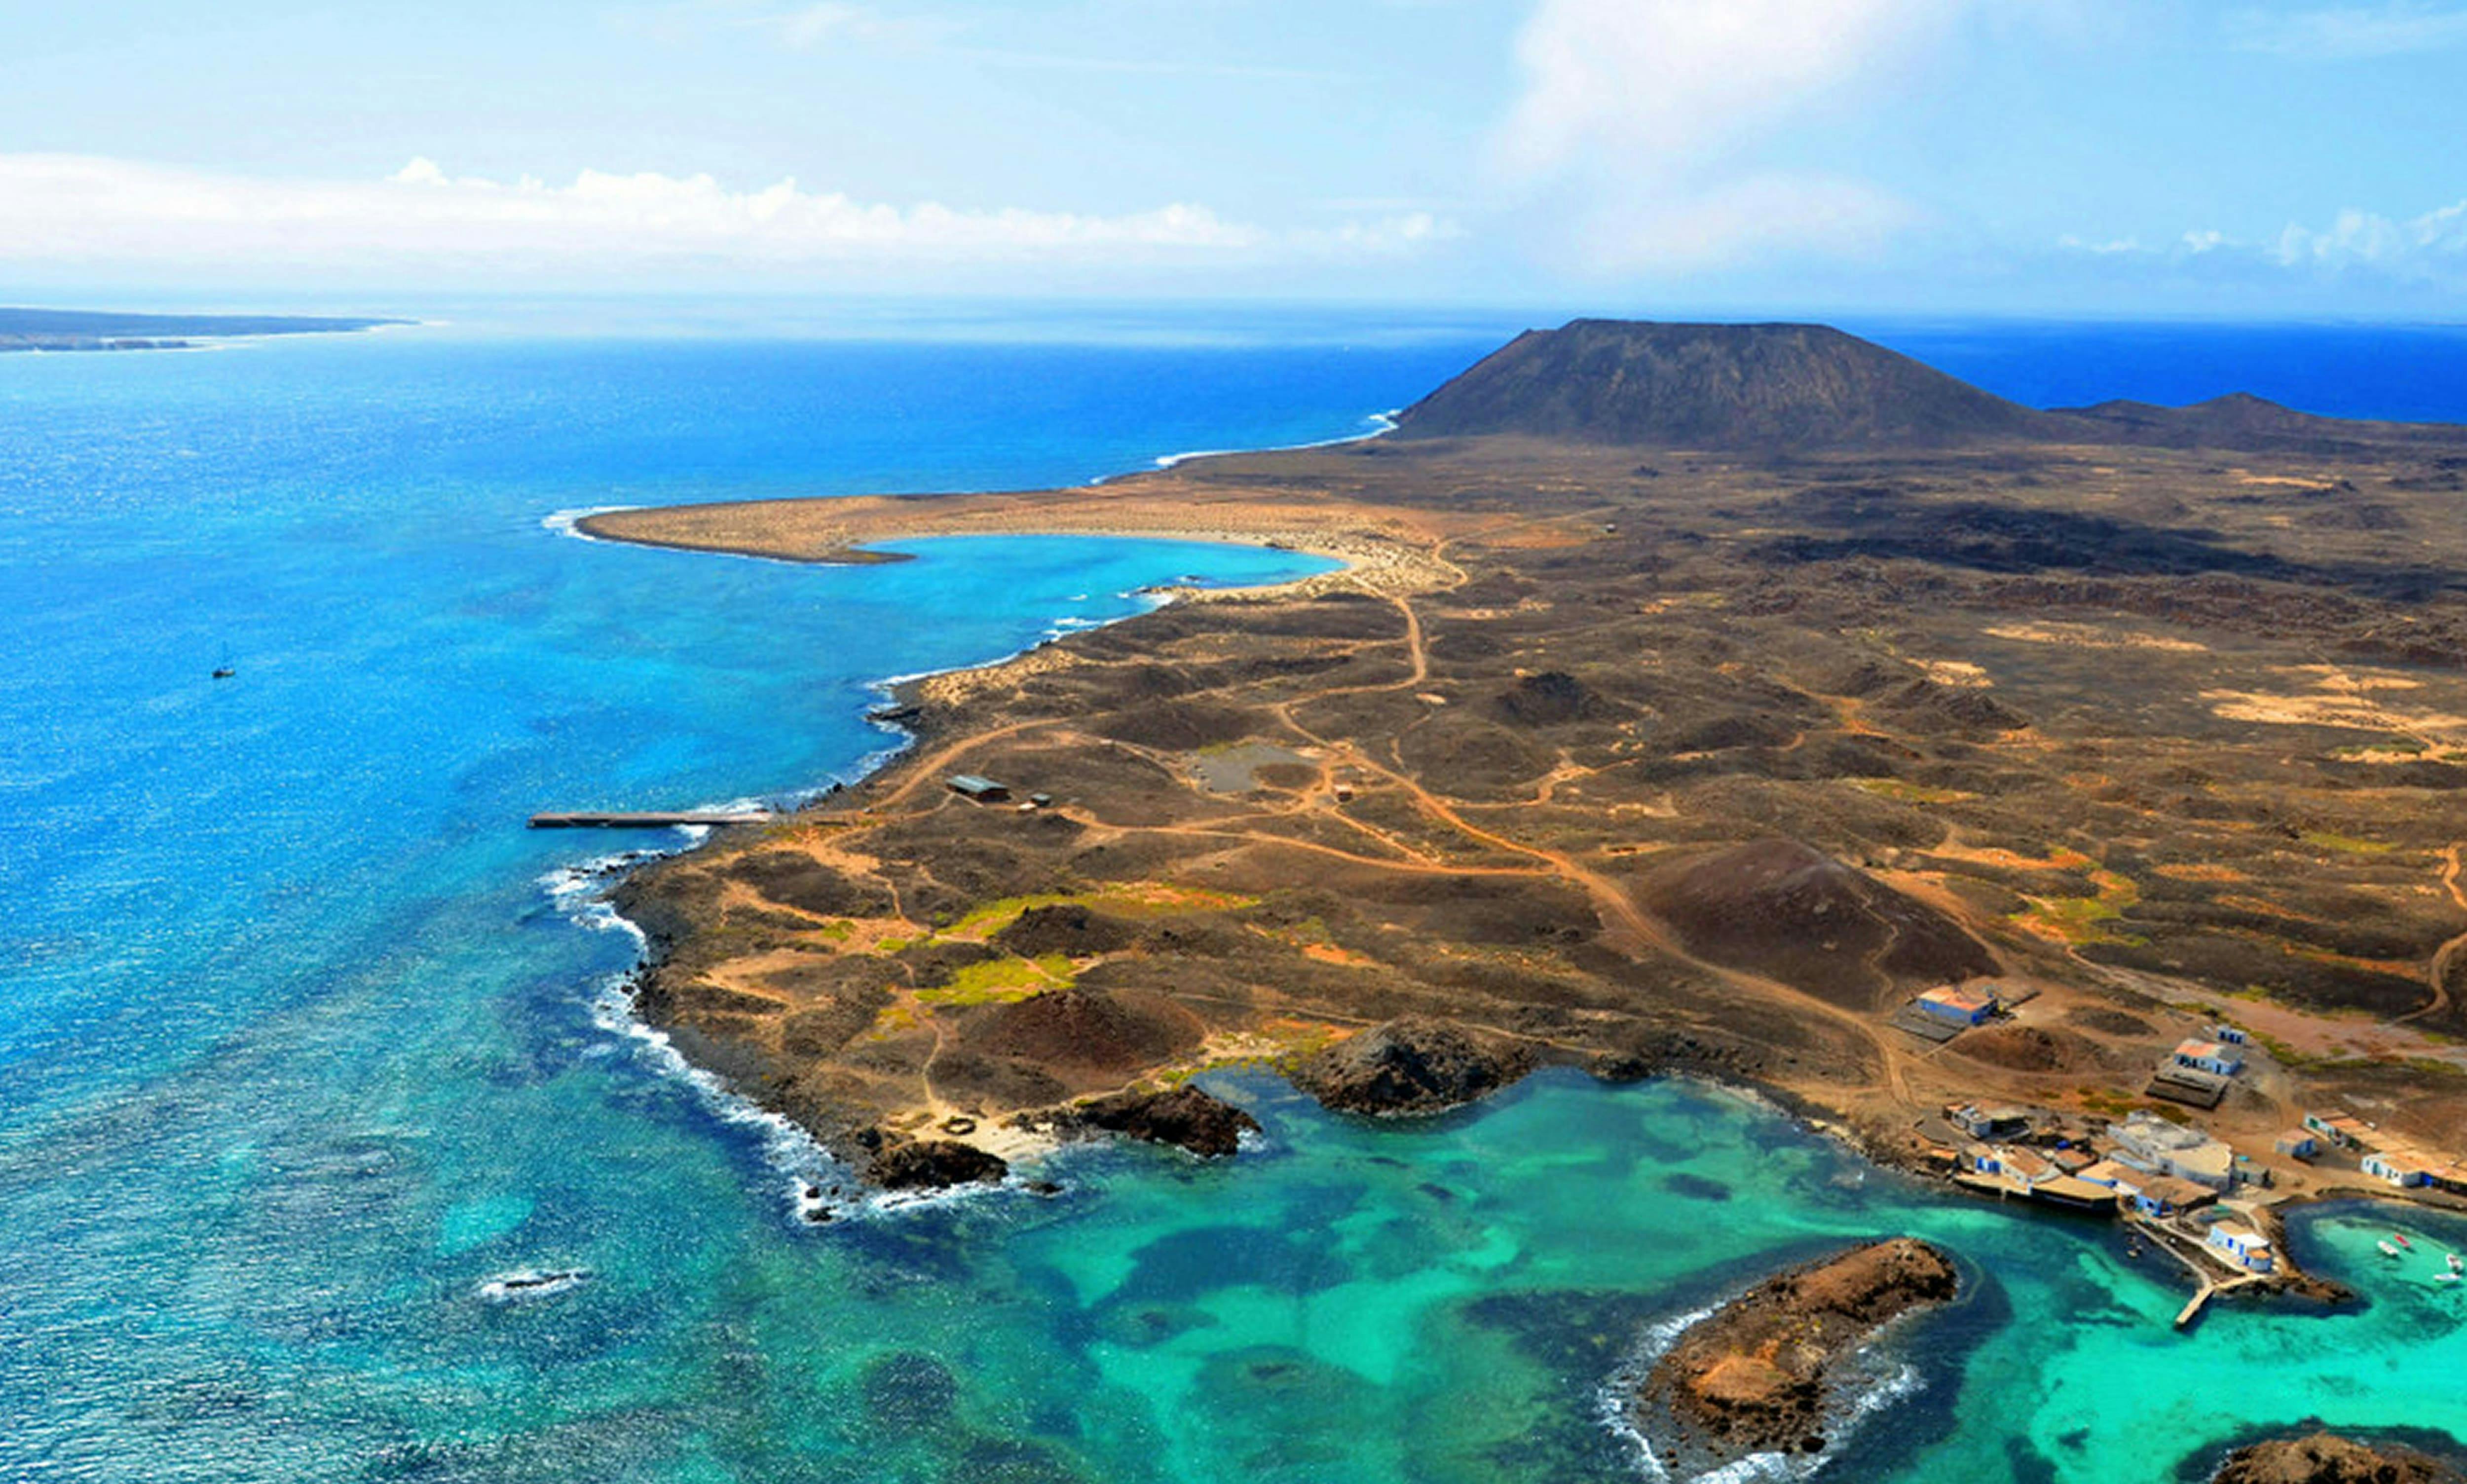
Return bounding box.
[0,306,411,354]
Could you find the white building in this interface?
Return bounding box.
[2362,1150,2431,1188]
[2173,1038,2245,1078]
[2112,1112,2237,1190]
[2206,1223,2275,1273]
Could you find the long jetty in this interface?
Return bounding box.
[528,811,781,829]
[2124,1214,2271,1329]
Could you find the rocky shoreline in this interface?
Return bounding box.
[2213,1433,2464,1484]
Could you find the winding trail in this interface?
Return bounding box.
[2400,843,2467,1026]
[816,514,1920,1113]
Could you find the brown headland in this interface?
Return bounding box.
[582,319,2467,1221]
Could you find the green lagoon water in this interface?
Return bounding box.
[4,322,2464,1483]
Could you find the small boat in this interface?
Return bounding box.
[2437,1272,2463,1285]
[2392,1231,2415,1250]
[211,667,235,680]
[2379,1240,2404,1258]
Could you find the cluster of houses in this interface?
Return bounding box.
[2301,1110,2467,1195]
[1921,1009,2467,1287]
[1943,1106,2278,1273]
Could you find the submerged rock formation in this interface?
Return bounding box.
[2213,1434,2463,1484]
[1073,1085,1261,1157]
[1642,1238,1959,1465]
[1292,1016,1537,1115]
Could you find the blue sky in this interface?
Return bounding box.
[3,0,2465,316]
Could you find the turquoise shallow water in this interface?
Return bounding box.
[3,321,2465,1483]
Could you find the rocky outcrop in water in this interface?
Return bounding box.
[868,1139,1009,1191]
[1292,1016,1537,1115]
[1074,1085,1261,1157]
[2213,1434,2462,1484]
[1641,1238,1958,1465]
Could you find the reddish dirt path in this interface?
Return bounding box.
[2401,843,2467,1026]
[833,518,1920,1111]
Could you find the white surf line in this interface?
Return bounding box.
[1145,408,1401,474]
[542,505,642,542]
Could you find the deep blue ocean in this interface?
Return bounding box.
[4,310,2467,1484]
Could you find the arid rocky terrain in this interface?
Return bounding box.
[587,320,2467,1196]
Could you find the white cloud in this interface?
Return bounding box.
[2272,199,2467,269]
[2054,200,2467,285]
[0,153,1446,278]
[2055,232,2150,256]
[1499,0,1964,176]
[775,2,874,48]
[1493,0,1967,273]
[2229,4,2467,59]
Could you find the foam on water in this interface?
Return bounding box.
[1150,408,1400,469]
[541,504,641,540]
[477,1267,594,1303]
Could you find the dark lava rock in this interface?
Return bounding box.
[958,986,1204,1076]
[1879,677,2029,736]
[869,1139,1009,1191]
[1639,838,1998,1004]
[1643,1238,1958,1467]
[1292,1015,1537,1115]
[1076,1086,1262,1157]
[722,850,896,918]
[2213,1434,2462,1484]
[994,903,1136,958]
[1494,670,1613,727]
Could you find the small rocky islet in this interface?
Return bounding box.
[2212,1433,2465,1484]
[1636,1237,1961,1467]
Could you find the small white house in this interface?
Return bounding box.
[2363,1151,2430,1187]
[2207,1024,2249,1045]
[2173,1038,2245,1078]
[2206,1223,2275,1273]
[2304,1112,2371,1149]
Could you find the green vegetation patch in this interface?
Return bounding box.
[2329,737,2428,758]
[2299,830,2396,856]
[916,954,1077,1006]
[1848,778,1977,805]
[2013,868,2145,947]
[942,883,1260,940]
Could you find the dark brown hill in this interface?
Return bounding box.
[2059,392,2467,454]
[1389,320,2066,451]
[1386,321,2467,457]
[1639,839,1998,1005]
